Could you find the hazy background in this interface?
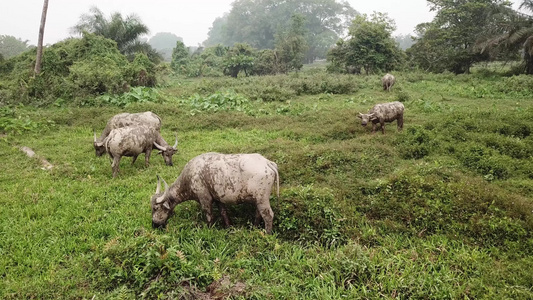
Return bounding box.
[0,0,523,46]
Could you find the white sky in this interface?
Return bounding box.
[0,0,523,47]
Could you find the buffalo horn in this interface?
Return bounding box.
[156,174,162,194]
[172,134,178,149]
[154,141,166,151]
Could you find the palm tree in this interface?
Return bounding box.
[71,7,162,62]
[34,0,49,75]
[477,1,533,74]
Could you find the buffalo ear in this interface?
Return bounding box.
[369,113,378,120]
[357,113,363,119]
[163,202,171,210]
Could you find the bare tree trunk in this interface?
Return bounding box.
[34,0,49,75]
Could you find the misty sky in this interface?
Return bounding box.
[0,0,523,47]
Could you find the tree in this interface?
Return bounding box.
[223,43,255,77]
[476,1,533,74]
[34,0,49,75]
[274,14,308,72]
[409,0,511,74]
[0,35,32,59]
[327,12,403,74]
[170,40,190,73]
[204,0,357,61]
[71,7,161,62]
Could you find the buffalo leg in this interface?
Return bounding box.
[198,195,214,226]
[397,115,404,131]
[380,121,386,134]
[254,209,261,226]
[111,155,121,178]
[257,204,274,234]
[131,155,138,165]
[216,202,232,227]
[144,149,152,167]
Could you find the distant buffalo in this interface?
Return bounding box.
[102,125,178,177]
[357,101,404,134]
[94,111,162,157]
[382,73,396,92]
[151,153,279,233]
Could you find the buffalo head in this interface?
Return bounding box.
[151,175,172,229]
[357,113,377,126]
[154,135,178,166]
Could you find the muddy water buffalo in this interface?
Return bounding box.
[94,111,162,156]
[151,153,279,234]
[382,73,396,92]
[357,101,404,134]
[104,126,178,177]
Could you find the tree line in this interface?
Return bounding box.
[3,0,533,105]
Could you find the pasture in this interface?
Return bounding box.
[1,70,532,299]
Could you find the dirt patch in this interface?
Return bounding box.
[180,275,247,300]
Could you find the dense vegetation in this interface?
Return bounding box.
[1,66,532,298]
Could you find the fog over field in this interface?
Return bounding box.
[1,0,443,46]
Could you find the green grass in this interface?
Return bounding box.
[1,70,532,299]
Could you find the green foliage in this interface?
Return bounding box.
[359,168,532,250]
[328,12,404,74]
[276,185,345,247]
[0,33,159,106]
[71,6,161,62]
[91,230,216,297]
[409,0,512,73]
[186,90,250,114]
[396,126,436,159]
[223,43,255,78]
[92,87,162,108]
[170,40,190,73]
[274,14,309,73]
[0,107,46,135]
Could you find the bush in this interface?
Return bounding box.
[458,144,513,180]
[1,33,159,106]
[276,185,346,247]
[396,126,436,159]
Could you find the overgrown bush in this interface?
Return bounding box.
[396,126,436,159]
[359,169,532,250]
[0,33,159,106]
[276,185,346,247]
[91,230,216,298]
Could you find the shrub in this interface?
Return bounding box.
[1,33,159,106]
[276,185,346,247]
[186,90,250,114]
[396,126,436,159]
[458,144,513,180]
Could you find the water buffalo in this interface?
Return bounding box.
[94,111,162,157]
[103,125,178,177]
[382,73,396,92]
[151,153,279,234]
[357,101,404,134]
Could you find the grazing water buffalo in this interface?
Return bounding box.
[103,126,178,177]
[94,111,162,157]
[151,153,279,234]
[357,101,404,134]
[382,73,396,92]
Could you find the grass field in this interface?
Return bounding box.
[1,70,532,299]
